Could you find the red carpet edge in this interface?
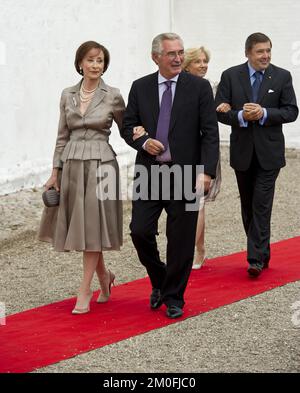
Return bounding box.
[0,236,299,373]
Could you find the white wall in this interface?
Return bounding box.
[0,0,299,194]
[0,0,172,194]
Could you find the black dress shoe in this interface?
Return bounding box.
[263,261,269,269]
[150,288,162,309]
[247,261,264,277]
[166,305,183,319]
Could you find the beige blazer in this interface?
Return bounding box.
[53,79,125,168]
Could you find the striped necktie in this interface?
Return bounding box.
[155,81,172,162]
[252,71,263,102]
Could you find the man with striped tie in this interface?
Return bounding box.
[121,33,219,318]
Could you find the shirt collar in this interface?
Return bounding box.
[247,62,265,77]
[158,72,179,85]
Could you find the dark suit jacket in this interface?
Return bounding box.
[215,62,298,171]
[121,71,219,178]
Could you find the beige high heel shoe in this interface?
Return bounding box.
[192,253,207,270]
[97,270,115,303]
[72,291,93,315]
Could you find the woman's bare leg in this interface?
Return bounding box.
[193,206,206,266]
[95,252,115,302]
[73,251,100,311]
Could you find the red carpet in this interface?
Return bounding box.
[0,236,299,373]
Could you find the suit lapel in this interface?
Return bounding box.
[169,72,188,131]
[238,63,253,102]
[257,64,273,103]
[147,72,160,126]
[85,79,107,115]
[68,81,81,116]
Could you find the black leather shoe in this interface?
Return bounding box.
[247,261,263,277]
[150,288,162,309]
[263,261,269,269]
[166,305,183,319]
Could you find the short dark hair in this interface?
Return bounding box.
[245,32,272,53]
[74,41,110,75]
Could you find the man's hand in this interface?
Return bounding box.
[242,103,264,121]
[196,173,211,195]
[144,138,165,155]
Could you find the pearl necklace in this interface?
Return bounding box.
[79,83,97,103]
[82,83,97,93]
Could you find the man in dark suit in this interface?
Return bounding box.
[121,33,219,318]
[215,32,298,277]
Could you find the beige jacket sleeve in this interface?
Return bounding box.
[112,90,126,131]
[52,91,70,168]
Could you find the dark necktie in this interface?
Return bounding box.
[252,71,263,102]
[156,80,172,162]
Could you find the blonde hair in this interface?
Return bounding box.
[182,46,211,71]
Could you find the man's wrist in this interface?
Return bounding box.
[238,110,248,127]
[259,108,267,125]
[142,138,151,150]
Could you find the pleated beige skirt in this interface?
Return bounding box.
[38,159,122,252]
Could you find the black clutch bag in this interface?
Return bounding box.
[42,188,60,207]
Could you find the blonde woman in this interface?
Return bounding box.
[38,41,125,314]
[183,47,230,269]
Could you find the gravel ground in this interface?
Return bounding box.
[0,145,299,373]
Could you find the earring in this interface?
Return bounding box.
[80,68,83,75]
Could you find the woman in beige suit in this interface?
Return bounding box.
[183,47,230,269]
[39,41,125,314]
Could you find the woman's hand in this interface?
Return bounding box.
[44,169,60,192]
[133,126,164,155]
[216,103,231,113]
[133,126,148,141]
[196,173,211,195]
